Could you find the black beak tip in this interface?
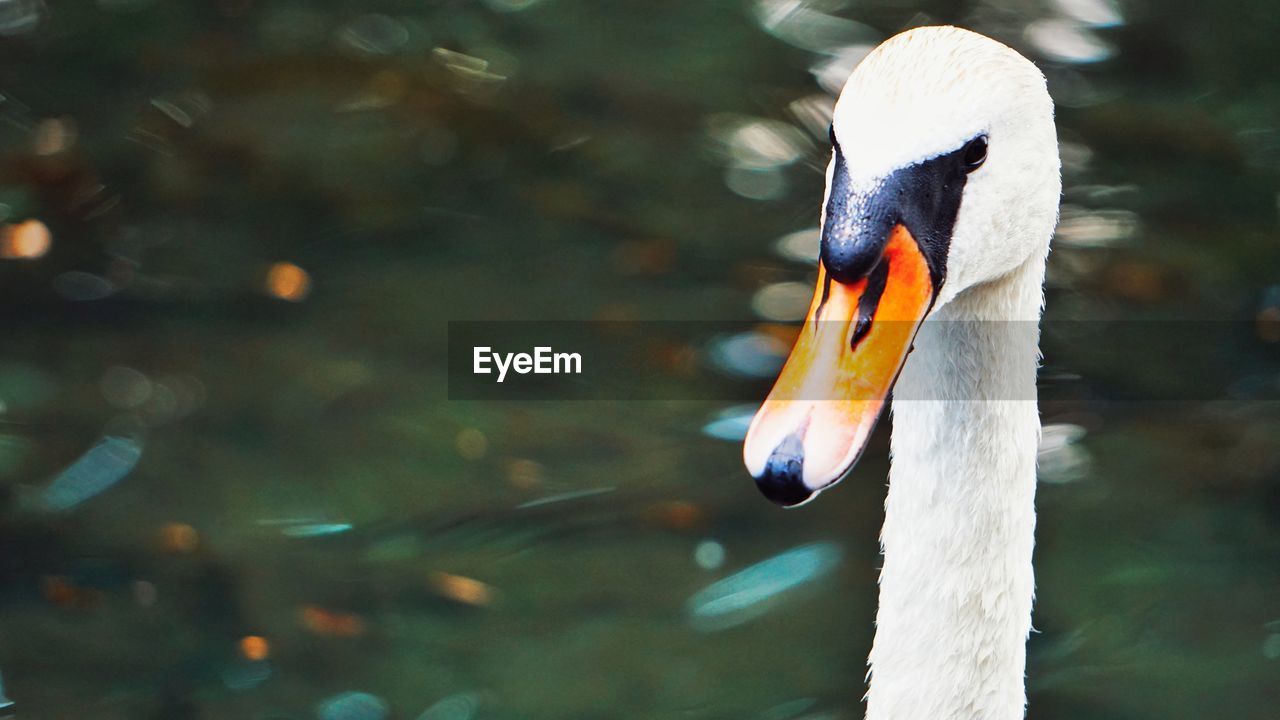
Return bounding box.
[755,450,815,508]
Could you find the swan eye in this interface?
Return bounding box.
[962,136,988,172]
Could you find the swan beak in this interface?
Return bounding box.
[743,225,935,506]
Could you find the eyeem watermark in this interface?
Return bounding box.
[473,346,582,383]
[447,320,1273,401]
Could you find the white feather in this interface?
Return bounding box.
[831,27,1061,720]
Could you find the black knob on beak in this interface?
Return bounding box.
[820,151,895,284]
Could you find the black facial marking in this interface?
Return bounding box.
[820,134,985,292]
[851,257,889,349]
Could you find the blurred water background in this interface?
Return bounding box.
[0,0,1278,718]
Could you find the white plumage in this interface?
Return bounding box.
[831,27,1060,719]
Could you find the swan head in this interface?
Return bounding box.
[744,26,1061,507]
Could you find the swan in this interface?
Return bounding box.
[743,26,1060,720]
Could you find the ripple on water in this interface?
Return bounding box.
[706,332,787,379]
[0,0,41,36]
[317,691,388,720]
[0,670,12,711]
[752,281,812,322]
[1038,423,1090,485]
[1051,0,1124,28]
[1024,19,1114,64]
[417,692,481,720]
[280,522,354,538]
[687,542,842,631]
[701,404,758,442]
[774,227,820,264]
[694,539,727,570]
[42,436,143,511]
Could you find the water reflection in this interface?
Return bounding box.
[1054,205,1139,248]
[1263,622,1280,660]
[1051,0,1124,28]
[0,0,1276,716]
[811,45,874,94]
[338,15,410,57]
[0,0,40,35]
[221,658,273,691]
[727,166,788,200]
[752,281,811,321]
[712,116,813,200]
[1024,19,1114,64]
[701,404,758,442]
[149,94,210,129]
[774,227,820,264]
[417,692,481,720]
[717,117,811,169]
[694,539,728,570]
[318,691,389,720]
[516,486,616,508]
[41,436,142,511]
[755,0,878,53]
[99,366,151,409]
[1037,423,1090,485]
[687,542,842,631]
[1258,286,1280,343]
[272,520,355,538]
[707,331,788,378]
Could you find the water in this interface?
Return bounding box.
[0,1,1277,718]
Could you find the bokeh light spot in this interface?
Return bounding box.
[0,219,51,259]
[265,262,311,302]
[429,572,494,606]
[238,635,270,661]
[159,522,200,553]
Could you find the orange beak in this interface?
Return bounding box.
[742,225,935,506]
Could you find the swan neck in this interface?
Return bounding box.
[865,256,1044,720]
